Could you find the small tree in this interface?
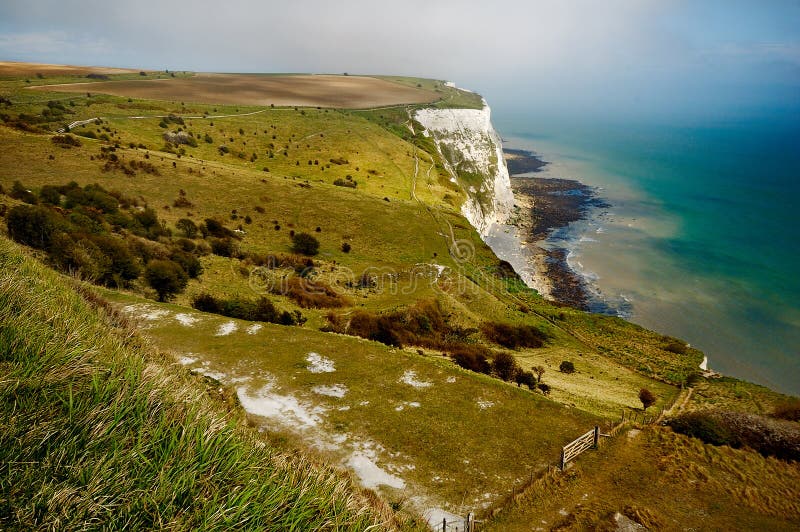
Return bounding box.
[559,360,575,374]
[493,352,520,382]
[515,371,536,390]
[639,388,657,411]
[145,259,188,301]
[176,218,198,238]
[341,242,351,253]
[533,365,545,382]
[292,232,320,256]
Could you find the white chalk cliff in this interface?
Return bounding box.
[415,102,514,236]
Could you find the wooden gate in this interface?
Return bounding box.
[560,426,599,470]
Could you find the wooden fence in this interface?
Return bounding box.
[560,426,599,470]
[431,512,477,532]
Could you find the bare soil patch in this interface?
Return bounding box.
[0,61,137,77]
[34,73,441,108]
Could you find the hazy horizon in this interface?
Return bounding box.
[2,1,798,124]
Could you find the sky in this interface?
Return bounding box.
[1,0,799,122]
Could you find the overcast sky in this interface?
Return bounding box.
[1,1,798,121]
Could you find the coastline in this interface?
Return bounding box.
[501,149,610,311]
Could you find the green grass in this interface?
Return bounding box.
[485,425,800,530]
[0,236,407,530]
[101,289,602,514]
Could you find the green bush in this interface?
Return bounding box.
[492,352,521,382]
[145,259,188,301]
[10,181,38,204]
[6,204,61,249]
[482,321,547,349]
[559,360,575,374]
[291,232,320,256]
[176,218,198,238]
[170,249,202,278]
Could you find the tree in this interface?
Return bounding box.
[6,205,61,249]
[292,232,319,256]
[492,352,520,382]
[559,360,575,374]
[639,388,657,411]
[533,365,545,383]
[515,371,536,390]
[145,260,188,301]
[176,218,198,238]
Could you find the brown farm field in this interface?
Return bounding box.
[0,60,139,77]
[33,73,442,108]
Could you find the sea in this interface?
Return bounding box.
[492,108,800,395]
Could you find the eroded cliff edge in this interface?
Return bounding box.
[415,102,515,236]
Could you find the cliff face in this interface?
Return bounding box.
[415,103,514,235]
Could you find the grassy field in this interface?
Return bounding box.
[34,73,442,109]
[0,235,409,530]
[102,288,602,516]
[4,63,790,528]
[485,425,800,530]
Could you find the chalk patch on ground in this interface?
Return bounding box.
[423,508,464,530]
[311,384,348,398]
[306,352,335,373]
[174,313,198,326]
[446,376,456,383]
[247,324,262,335]
[178,355,198,365]
[237,383,325,429]
[400,370,431,388]
[477,399,494,409]
[122,303,170,322]
[215,321,237,336]
[192,367,227,382]
[347,440,405,489]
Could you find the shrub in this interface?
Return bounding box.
[209,237,237,258]
[203,218,235,238]
[10,181,38,204]
[91,234,140,286]
[663,340,688,354]
[515,371,537,390]
[559,360,575,374]
[145,259,188,301]
[341,242,351,253]
[537,382,551,395]
[6,205,61,249]
[176,218,198,238]
[639,388,657,411]
[291,232,319,256]
[451,349,491,375]
[50,134,82,148]
[533,365,545,382]
[492,352,521,382]
[481,321,547,349]
[191,293,303,325]
[275,276,349,309]
[773,399,800,422]
[333,178,357,188]
[668,411,736,447]
[170,250,203,278]
[39,185,62,205]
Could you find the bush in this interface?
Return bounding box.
[291,232,319,256]
[145,259,188,301]
[515,371,537,390]
[537,382,551,395]
[6,205,61,249]
[51,134,82,148]
[492,352,521,382]
[203,218,235,238]
[451,348,491,375]
[191,293,303,325]
[39,185,62,205]
[275,276,349,309]
[176,218,198,238]
[639,388,657,411]
[170,249,203,278]
[663,340,688,354]
[481,321,547,349]
[341,242,351,253]
[10,181,38,204]
[209,237,237,258]
[333,178,357,188]
[559,360,575,374]
[773,399,800,422]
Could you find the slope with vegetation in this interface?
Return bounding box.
[1,63,797,528]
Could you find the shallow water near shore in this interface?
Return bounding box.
[492,113,800,395]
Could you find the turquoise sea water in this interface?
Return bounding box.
[493,110,800,395]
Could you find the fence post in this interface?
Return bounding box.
[442,517,446,531]
[593,426,599,448]
[560,448,566,471]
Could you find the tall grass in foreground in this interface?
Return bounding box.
[0,236,398,530]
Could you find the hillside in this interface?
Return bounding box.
[1,63,798,529]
